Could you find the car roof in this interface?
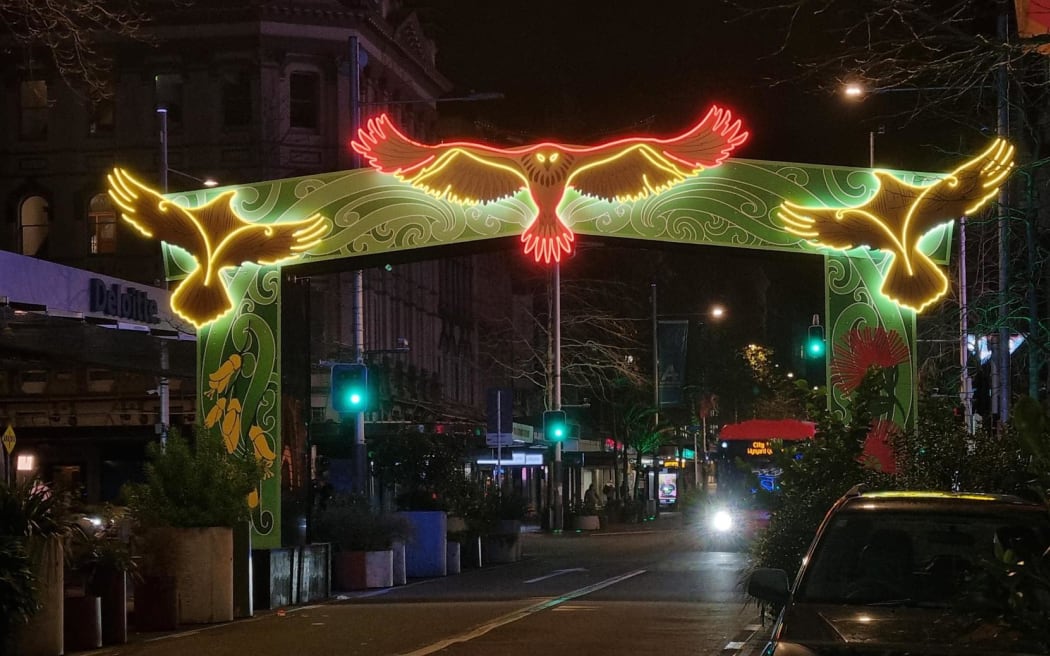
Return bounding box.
[837,489,1048,516]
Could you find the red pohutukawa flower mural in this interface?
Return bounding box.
[861,418,899,474]
[830,326,910,394]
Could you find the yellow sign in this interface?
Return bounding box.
[2,424,15,454]
[746,440,773,457]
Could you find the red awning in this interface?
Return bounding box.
[718,419,816,441]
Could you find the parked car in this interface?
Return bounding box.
[748,487,1050,655]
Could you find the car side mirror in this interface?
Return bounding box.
[747,567,791,606]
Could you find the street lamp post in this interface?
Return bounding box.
[345,35,503,495]
[553,262,563,532]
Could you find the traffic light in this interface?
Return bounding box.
[543,410,567,442]
[331,363,369,413]
[806,314,825,358]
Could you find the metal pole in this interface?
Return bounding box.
[869,130,875,168]
[959,216,974,433]
[157,107,170,449]
[553,262,563,531]
[651,283,658,421]
[995,9,1010,427]
[353,270,366,494]
[348,36,368,493]
[496,389,503,493]
[693,426,699,488]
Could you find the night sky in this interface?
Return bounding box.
[408,1,855,368]
[411,1,868,167]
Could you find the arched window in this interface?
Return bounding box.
[18,195,49,256]
[88,193,117,254]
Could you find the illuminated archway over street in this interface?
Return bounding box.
[108,108,1012,546]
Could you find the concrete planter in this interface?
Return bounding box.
[460,536,483,569]
[446,541,461,575]
[17,536,64,656]
[571,515,601,531]
[333,550,393,590]
[170,527,234,624]
[392,540,407,586]
[63,594,101,651]
[398,511,447,577]
[481,520,522,564]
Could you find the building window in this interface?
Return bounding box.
[88,193,117,254]
[221,69,251,128]
[89,84,116,136]
[20,79,49,140]
[18,195,49,256]
[155,73,184,128]
[289,72,320,130]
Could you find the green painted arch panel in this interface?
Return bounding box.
[160,157,955,547]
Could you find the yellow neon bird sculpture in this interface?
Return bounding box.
[778,139,1014,312]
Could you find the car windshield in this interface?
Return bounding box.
[795,508,1050,607]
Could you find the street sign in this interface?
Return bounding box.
[486,432,513,448]
[2,424,15,454]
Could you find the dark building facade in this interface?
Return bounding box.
[1,0,516,503]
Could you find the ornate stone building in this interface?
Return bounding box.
[0,0,514,501]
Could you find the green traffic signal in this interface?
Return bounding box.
[543,410,567,442]
[806,325,825,358]
[331,363,369,413]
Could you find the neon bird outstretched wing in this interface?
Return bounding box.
[107,167,329,326]
[567,106,749,202]
[777,139,1014,312]
[352,114,526,205]
[351,106,748,264]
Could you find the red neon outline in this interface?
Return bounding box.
[351,107,749,264]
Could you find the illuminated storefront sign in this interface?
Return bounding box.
[88,278,160,324]
[746,441,774,457]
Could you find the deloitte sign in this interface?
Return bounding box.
[88,278,161,324]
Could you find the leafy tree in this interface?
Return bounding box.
[368,430,469,511]
[749,372,888,578]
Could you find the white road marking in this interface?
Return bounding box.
[724,641,745,650]
[398,569,647,656]
[523,567,587,583]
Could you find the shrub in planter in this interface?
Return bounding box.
[313,494,412,590]
[0,480,75,655]
[122,429,260,625]
[66,510,136,645]
[313,494,412,552]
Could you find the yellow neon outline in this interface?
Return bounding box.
[564,144,692,202]
[107,167,329,328]
[776,139,1013,313]
[404,148,528,206]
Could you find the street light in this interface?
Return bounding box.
[167,168,219,188]
[360,91,505,106]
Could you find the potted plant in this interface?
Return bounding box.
[478,491,528,564]
[0,480,74,656]
[371,430,468,577]
[66,508,136,646]
[313,494,412,590]
[122,429,259,626]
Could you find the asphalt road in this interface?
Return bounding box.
[84,512,768,656]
